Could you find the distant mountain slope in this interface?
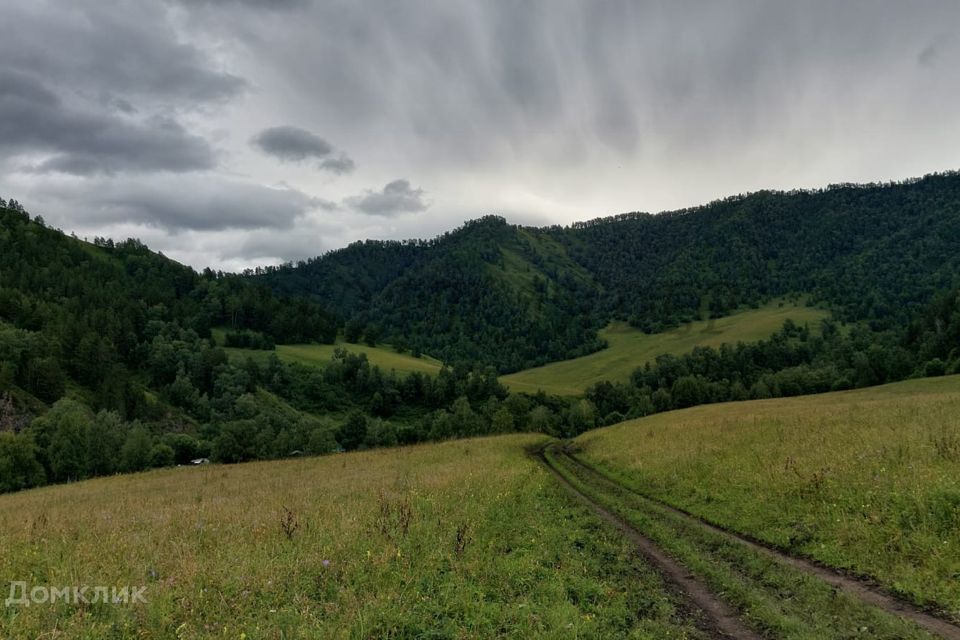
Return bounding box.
[258,216,607,371]
[258,172,960,372]
[556,173,960,331]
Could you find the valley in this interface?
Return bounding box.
[4,4,960,636]
[2,174,960,638]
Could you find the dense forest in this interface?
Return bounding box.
[258,172,960,371]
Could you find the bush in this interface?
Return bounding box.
[925,358,947,378]
[149,443,176,468]
[121,426,154,472]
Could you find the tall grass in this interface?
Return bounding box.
[0,434,703,639]
[576,376,960,614]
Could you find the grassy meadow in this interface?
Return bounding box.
[501,301,829,395]
[214,329,444,377]
[574,375,960,615]
[0,434,706,639]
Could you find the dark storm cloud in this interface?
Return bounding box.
[221,0,960,169]
[345,180,429,216]
[319,155,356,175]
[0,70,215,175]
[252,126,333,160]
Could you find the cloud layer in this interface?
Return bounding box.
[2,0,960,269]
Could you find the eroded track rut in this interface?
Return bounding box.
[537,445,762,639]
[539,442,960,640]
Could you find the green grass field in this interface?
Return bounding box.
[0,434,706,639]
[214,329,444,377]
[501,301,830,395]
[574,375,960,615]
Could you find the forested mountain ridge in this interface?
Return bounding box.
[558,172,960,331]
[0,200,344,490]
[258,172,960,371]
[258,216,607,371]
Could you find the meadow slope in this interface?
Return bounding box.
[0,434,705,639]
[217,332,444,377]
[502,302,829,395]
[574,376,960,615]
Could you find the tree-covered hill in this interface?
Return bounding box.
[258,216,607,372]
[258,172,960,371]
[0,199,337,413]
[559,172,960,331]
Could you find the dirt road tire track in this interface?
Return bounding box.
[536,446,764,640]
[562,447,960,640]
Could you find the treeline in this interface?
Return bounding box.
[0,200,335,351]
[4,186,960,494]
[0,201,336,416]
[581,290,960,431]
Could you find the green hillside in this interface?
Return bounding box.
[0,434,706,639]
[0,203,533,495]
[502,301,830,395]
[258,217,605,372]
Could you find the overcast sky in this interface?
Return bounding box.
[2,0,959,271]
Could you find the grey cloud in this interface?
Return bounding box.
[319,154,356,175]
[172,0,309,9]
[0,70,215,175]
[218,1,960,168]
[0,0,246,107]
[251,126,354,173]
[7,0,960,273]
[918,35,955,67]
[252,126,332,160]
[42,176,323,232]
[346,180,429,216]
